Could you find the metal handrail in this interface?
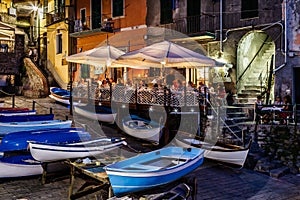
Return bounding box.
[237,35,270,84]
[205,98,243,143]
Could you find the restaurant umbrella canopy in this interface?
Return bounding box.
[112,40,223,69]
[66,45,125,67]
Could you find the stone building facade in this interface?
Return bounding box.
[0,32,25,95]
[146,0,286,104]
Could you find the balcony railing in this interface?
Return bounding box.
[159,10,282,36]
[0,12,17,25]
[73,16,104,33]
[159,14,216,35]
[46,11,65,25]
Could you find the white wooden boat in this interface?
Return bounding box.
[29,138,127,162]
[0,108,35,116]
[0,109,36,116]
[0,155,43,178]
[104,146,204,196]
[49,87,80,105]
[74,105,117,123]
[122,115,163,144]
[175,131,252,168]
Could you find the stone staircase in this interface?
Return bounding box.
[237,42,275,103]
[220,105,253,145]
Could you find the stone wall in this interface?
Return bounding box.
[22,58,48,98]
[255,125,300,176]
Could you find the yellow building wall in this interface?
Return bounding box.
[47,22,69,84]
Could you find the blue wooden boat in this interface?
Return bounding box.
[0,127,90,153]
[49,87,81,105]
[74,105,117,123]
[122,115,163,144]
[0,120,72,136]
[0,114,54,122]
[0,128,92,178]
[104,146,204,196]
[50,87,70,98]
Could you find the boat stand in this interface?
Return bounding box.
[68,163,112,200]
[65,157,123,200]
[41,161,69,184]
[107,178,196,200]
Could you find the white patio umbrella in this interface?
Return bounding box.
[66,45,125,68]
[112,40,221,69]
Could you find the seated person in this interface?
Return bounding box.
[278,95,293,124]
[254,95,271,123]
[273,95,283,107]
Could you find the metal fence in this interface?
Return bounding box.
[72,84,211,107]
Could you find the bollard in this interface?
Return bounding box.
[50,107,53,114]
[242,129,245,147]
[32,100,36,110]
[12,95,15,108]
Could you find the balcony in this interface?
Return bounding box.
[0,12,17,25]
[46,11,65,26]
[73,16,110,33]
[159,9,282,36]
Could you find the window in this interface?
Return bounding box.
[160,0,173,24]
[54,0,64,14]
[80,64,90,79]
[80,8,86,26]
[43,0,48,19]
[56,34,62,54]
[241,0,258,19]
[92,0,102,29]
[112,0,124,18]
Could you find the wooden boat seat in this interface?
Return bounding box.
[161,155,190,161]
[126,163,163,171]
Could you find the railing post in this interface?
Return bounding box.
[217,106,220,134]
[12,95,15,108]
[32,100,36,110]
[110,84,112,103]
[184,86,187,107]
[87,81,90,101]
[242,128,246,147]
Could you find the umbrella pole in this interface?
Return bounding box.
[160,63,165,83]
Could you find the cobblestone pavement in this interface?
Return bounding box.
[0,96,299,200]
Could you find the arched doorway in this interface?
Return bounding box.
[236,31,275,103]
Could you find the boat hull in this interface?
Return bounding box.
[49,87,80,105]
[0,110,36,116]
[49,94,71,105]
[0,114,54,122]
[0,128,90,152]
[74,105,116,123]
[29,138,127,162]
[175,133,250,167]
[0,120,72,136]
[122,115,163,143]
[0,155,42,178]
[105,147,204,196]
